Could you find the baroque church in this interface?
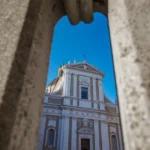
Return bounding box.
[38,61,123,150]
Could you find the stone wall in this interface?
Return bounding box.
[109,0,150,149]
[0,0,65,150]
[0,0,150,150]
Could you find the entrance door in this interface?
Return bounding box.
[81,138,90,150]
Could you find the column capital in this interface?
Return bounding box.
[94,119,99,123]
[60,115,70,119]
[72,117,77,120]
[92,77,96,80]
[101,120,108,124]
[73,73,78,76]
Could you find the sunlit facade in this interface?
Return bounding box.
[38,61,123,150]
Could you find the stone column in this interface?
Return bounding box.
[94,120,100,150]
[98,79,105,110]
[0,0,65,150]
[71,117,77,150]
[73,74,77,106]
[38,116,46,150]
[60,116,70,150]
[93,78,98,109]
[109,0,150,149]
[101,121,110,150]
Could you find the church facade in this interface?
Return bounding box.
[38,62,123,150]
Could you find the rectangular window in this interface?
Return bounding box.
[81,87,88,99]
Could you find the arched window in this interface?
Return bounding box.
[46,128,55,147]
[111,135,118,150]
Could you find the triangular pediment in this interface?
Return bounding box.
[65,62,104,76]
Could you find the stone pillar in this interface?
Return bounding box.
[71,117,77,150]
[101,121,110,150]
[98,79,105,110]
[93,78,98,109]
[73,74,77,106]
[60,116,69,150]
[57,117,62,150]
[63,72,70,96]
[94,120,100,150]
[38,116,46,150]
[0,0,65,150]
[109,0,150,149]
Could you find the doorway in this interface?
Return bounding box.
[81,138,90,150]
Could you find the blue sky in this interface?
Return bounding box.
[46,13,117,102]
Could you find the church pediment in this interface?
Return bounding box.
[65,62,104,76]
[77,128,94,134]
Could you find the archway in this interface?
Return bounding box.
[0,1,119,149]
[0,0,149,150]
[38,11,124,150]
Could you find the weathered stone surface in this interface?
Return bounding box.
[109,0,150,149]
[63,0,94,24]
[63,0,80,24]
[0,0,65,150]
[0,0,150,150]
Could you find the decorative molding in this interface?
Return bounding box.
[43,107,120,123]
[82,118,89,126]
[77,121,82,126]
[94,120,99,123]
[110,127,117,133]
[77,128,94,134]
[64,62,104,76]
[105,102,116,107]
[79,76,90,85]
[89,122,93,127]
[48,120,56,127]
[63,68,102,80]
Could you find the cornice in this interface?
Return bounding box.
[43,103,119,117]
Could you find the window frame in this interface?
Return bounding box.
[45,127,56,147]
[81,87,88,100]
[110,134,119,150]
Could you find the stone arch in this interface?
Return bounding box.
[1,0,150,150]
[0,1,109,150]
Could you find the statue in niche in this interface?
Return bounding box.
[82,118,88,126]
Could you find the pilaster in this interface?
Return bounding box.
[73,74,77,106]
[63,72,71,105]
[93,78,98,109]
[71,117,77,150]
[60,116,70,150]
[98,79,105,110]
[94,120,100,150]
[101,121,110,150]
[38,116,46,150]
